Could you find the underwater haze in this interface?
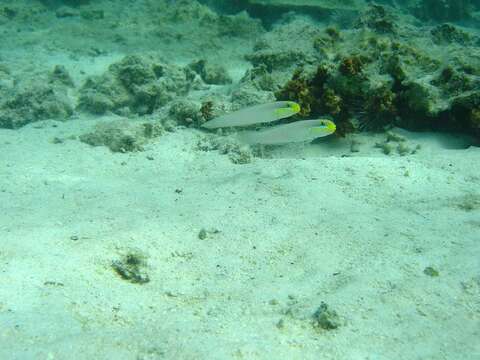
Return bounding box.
[0,0,479,359]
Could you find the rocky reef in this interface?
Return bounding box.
[1,0,479,144]
[411,0,480,22]
[0,65,74,129]
[244,3,480,138]
[78,55,196,116]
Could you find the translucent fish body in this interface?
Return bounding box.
[202,101,300,129]
[237,119,336,145]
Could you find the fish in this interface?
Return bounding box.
[202,101,300,129]
[237,119,336,145]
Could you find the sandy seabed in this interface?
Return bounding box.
[0,0,480,358]
[0,118,479,359]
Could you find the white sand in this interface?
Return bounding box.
[0,119,479,359]
[0,0,479,358]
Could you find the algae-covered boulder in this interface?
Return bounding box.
[450,92,480,136]
[49,65,75,87]
[79,119,164,153]
[245,49,307,72]
[78,55,193,116]
[354,3,397,33]
[258,3,480,138]
[78,77,128,116]
[196,134,254,164]
[431,24,473,45]
[169,100,204,127]
[0,5,18,21]
[395,81,438,129]
[188,60,232,85]
[245,17,322,74]
[239,65,277,92]
[0,72,73,129]
[412,0,475,22]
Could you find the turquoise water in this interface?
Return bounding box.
[0,1,479,359]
